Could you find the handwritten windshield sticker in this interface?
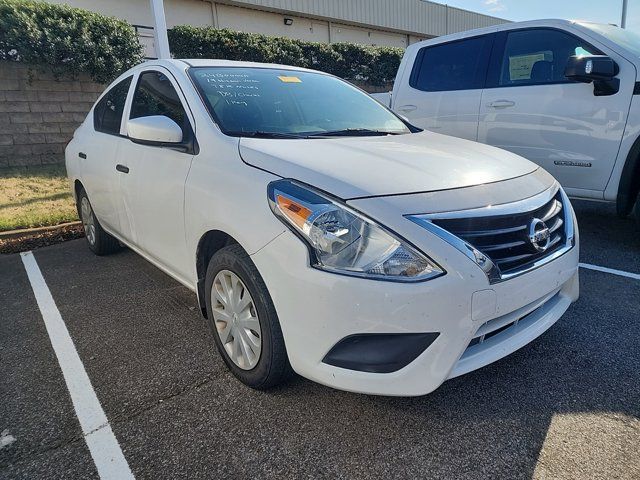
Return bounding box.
[278,76,302,83]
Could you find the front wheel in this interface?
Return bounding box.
[204,244,292,389]
[77,188,120,255]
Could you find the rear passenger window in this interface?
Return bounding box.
[130,71,189,136]
[497,29,601,87]
[93,76,132,135]
[410,36,492,92]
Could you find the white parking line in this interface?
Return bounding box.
[20,251,134,480]
[579,262,640,281]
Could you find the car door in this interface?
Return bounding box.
[81,76,133,233]
[392,33,494,141]
[116,68,196,281]
[478,27,634,194]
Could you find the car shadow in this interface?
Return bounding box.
[571,199,640,272]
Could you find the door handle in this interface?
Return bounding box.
[487,100,515,109]
[116,164,129,174]
[78,152,86,159]
[397,104,417,112]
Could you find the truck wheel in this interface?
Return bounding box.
[204,244,292,389]
[77,188,121,255]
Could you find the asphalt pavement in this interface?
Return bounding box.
[1,199,639,479]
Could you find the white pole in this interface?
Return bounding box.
[150,0,171,59]
[622,0,628,28]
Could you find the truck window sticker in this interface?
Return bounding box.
[508,51,553,81]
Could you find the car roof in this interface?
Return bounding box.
[101,58,335,93]
[154,58,322,75]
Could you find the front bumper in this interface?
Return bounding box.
[251,223,579,396]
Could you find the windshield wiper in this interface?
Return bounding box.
[226,130,308,139]
[227,128,403,139]
[306,128,402,137]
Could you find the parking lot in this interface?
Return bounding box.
[1,199,639,479]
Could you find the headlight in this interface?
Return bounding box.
[267,180,444,282]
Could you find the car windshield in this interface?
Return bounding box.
[580,22,640,57]
[189,67,411,137]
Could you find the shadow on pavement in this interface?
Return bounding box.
[571,199,640,273]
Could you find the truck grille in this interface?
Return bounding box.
[431,190,567,276]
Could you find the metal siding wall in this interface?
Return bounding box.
[49,0,507,42]
[447,6,502,33]
[223,0,505,36]
[217,4,331,42]
[330,21,407,47]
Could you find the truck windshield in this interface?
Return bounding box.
[580,22,640,57]
[189,67,411,138]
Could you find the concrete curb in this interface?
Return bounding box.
[0,221,82,240]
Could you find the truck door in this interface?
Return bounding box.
[478,28,634,195]
[392,33,494,141]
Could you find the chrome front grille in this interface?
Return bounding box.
[431,190,566,275]
[407,186,575,283]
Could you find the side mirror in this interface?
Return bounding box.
[127,115,183,144]
[565,55,617,82]
[565,55,619,96]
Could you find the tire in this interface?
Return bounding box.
[634,195,640,227]
[204,244,292,389]
[77,188,121,256]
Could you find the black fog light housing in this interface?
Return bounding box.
[322,333,439,373]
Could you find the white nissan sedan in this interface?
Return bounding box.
[66,59,579,396]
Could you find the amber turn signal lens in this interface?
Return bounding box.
[276,194,312,229]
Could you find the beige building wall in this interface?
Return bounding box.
[215,4,330,42]
[216,4,412,48]
[329,22,409,48]
[43,0,506,56]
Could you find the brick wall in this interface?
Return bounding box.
[0,61,104,169]
[353,82,393,94]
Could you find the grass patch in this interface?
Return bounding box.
[0,164,78,232]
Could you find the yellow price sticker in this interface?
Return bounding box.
[278,76,302,83]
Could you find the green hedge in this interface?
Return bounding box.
[0,0,144,83]
[168,26,404,86]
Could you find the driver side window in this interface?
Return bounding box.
[497,29,602,87]
[130,71,190,137]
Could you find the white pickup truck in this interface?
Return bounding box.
[374,19,640,224]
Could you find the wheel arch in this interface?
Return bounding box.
[74,179,84,196]
[73,180,85,214]
[195,230,240,318]
[616,134,640,216]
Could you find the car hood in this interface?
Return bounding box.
[239,131,538,199]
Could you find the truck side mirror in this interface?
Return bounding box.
[565,55,619,96]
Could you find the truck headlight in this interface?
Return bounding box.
[268,180,444,282]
